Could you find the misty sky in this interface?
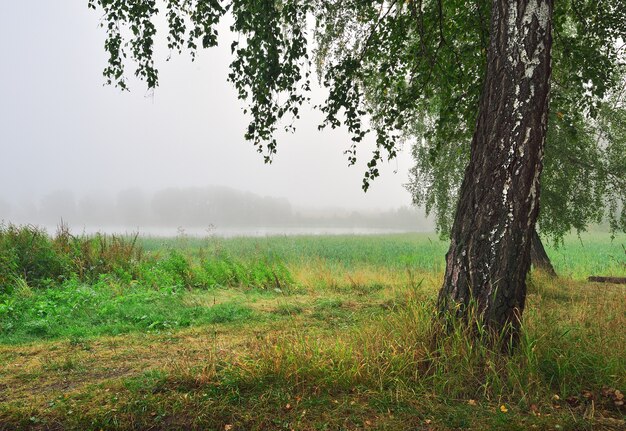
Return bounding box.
[0,1,415,217]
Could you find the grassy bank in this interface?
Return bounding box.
[0,227,624,430]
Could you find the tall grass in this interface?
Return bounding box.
[140,231,626,278]
[0,226,624,429]
[0,223,295,295]
[206,277,624,413]
[0,223,143,292]
[0,224,295,343]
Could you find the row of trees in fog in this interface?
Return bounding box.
[0,186,429,229]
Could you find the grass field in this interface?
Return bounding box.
[0,230,624,430]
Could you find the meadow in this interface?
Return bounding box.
[0,224,624,430]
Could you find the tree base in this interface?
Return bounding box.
[530,229,557,277]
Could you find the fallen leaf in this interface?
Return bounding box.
[566,396,580,407]
[530,403,539,415]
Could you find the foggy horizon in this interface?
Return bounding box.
[0,184,433,236]
[1,1,418,224]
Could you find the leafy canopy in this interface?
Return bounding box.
[89,0,626,240]
[401,0,626,241]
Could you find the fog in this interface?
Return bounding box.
[0,2,426,235]
[0,186,432,236]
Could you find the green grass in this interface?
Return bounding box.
[139,231,626,278]
[545,232,626,278]
[0,230,624,430]
[0,278,255,344]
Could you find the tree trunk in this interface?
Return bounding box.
[530,229,557,277]
[437,0,554,343]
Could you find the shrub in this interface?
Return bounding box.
[0,223,144,291]
[156,250,193,288]
[0,223,67,290]
[54,223,143,283]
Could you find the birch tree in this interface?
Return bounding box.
[87,0,626,342]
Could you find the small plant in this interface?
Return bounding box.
[273,303,304,316]
[41,355,84,373]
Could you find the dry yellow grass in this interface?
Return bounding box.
[0,262,624,430]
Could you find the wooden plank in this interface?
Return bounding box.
[587,276,626,284]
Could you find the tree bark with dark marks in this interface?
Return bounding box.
[530,229,557,277]
[438,0,554,343]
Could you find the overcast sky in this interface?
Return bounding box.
[0,1,415,218]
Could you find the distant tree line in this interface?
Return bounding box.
[0,186,429,230]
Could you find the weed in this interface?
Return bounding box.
[272,303,304,316]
